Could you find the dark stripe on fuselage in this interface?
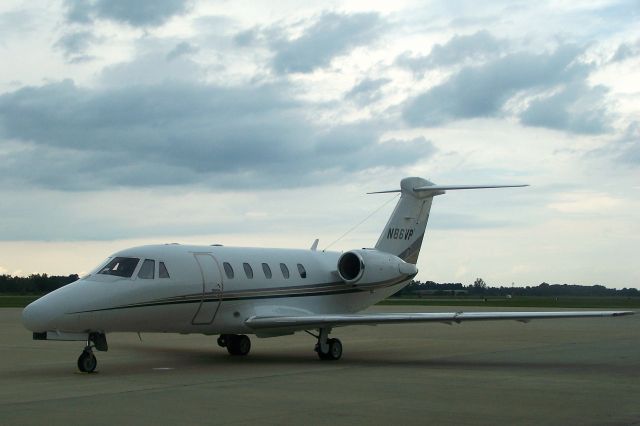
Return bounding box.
[67,275,413,315]
[68,287,363,314]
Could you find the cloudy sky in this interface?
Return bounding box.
[0,0,638,288]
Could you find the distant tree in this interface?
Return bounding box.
[473,278,487,291]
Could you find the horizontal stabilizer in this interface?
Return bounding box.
[368,184,528,195]
[414,184,529,192]
[246,310,633,331]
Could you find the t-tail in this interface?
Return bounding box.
[372,177,528,264]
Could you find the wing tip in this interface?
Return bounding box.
[612,311,635,317]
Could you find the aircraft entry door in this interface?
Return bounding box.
[191,254,223,325]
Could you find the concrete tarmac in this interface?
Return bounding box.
[1,306,638,425]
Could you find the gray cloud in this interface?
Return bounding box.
[0,80,435,191]
[100,46,203,86]
[610,39,640,62]
[520,82,612,134]
[233,28,259,47]
[0,10,36,42]
[345,78,391,105]
[65,0,92,23]
[402,44,600,130]
[166,41,198,61]
[54,30,98,63]
[585,121,640,166]
[614,122,640,165]
[396,30,503,74]
[270,12,384,74]
[65,0,191,27]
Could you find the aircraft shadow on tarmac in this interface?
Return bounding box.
[12,338,635,379]
[90,342,633,376]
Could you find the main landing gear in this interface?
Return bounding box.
[216,329,342,360]
[217,334,251,356]
[77,332,108,373]
[311,327,342,361]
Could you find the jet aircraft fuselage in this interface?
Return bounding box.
[23,244,414,336]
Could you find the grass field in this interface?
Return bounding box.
[379,296,640,309]
[2,293,639,309]
[0,295,41,308]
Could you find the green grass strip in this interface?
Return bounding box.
[0,295,42,308]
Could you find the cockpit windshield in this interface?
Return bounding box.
[98,257,139,278]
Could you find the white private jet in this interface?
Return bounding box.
[22,177,633,372]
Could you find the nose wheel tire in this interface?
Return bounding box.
[226,334,251,356]
[317,338,342,360]
[77,349,97,373]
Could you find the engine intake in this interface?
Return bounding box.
[337,251,364,283]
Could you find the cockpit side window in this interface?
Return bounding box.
[98,257,139,278]
[159,262,170,278]
[138,259,155,279]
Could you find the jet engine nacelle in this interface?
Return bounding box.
[336,249,418,286]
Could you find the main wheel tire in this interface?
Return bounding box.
[227,334,251,356]
[328,338,342,360]
[77,351,97,373]
[316,339,342,360]
[217,335,227,348]
[237,335,251,355]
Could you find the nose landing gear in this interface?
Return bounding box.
[77,347,97,373]
[77,332,108,373]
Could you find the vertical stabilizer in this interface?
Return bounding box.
[374,177,439,264]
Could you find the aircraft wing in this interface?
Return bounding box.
[245,310,634,332]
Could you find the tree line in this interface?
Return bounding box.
[1,274,638,298]
[0,274,79,294]
[393,278,640,297]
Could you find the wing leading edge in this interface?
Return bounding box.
[245,311,634,332]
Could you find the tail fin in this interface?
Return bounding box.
[373,177,528,264]
[374,177,435,264]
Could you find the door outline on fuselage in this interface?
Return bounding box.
[191,253,224,325]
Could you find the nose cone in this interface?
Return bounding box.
[22,297,56,332]
[22,279,98,333]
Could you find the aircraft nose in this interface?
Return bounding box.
[22,298,55,332]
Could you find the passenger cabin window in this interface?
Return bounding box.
[138,259,155,279]
[280,263,290,279]
[223,262,234,279]
[98,257,139,278]
[262,263,272,279]
[159,262,170,279]
[243,263,254,279]
[297,263,307,279]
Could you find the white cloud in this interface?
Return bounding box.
[0,1,638,288]
[548,192,623,214]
